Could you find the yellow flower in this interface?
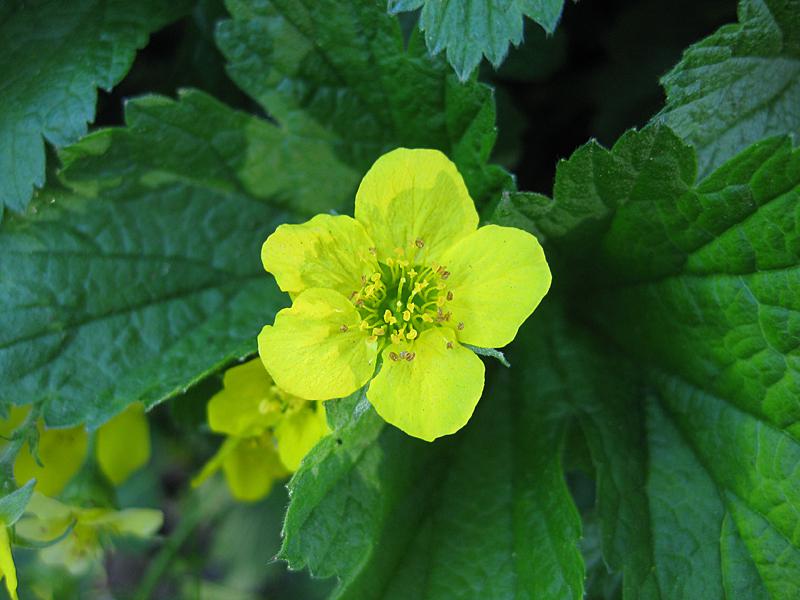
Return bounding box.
[192,359,329,502]
[0,404,150,494]
[15,493,162,576]
[0,526,18,600]
[258,148,551,441]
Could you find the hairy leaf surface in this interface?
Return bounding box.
[0,0,189,217]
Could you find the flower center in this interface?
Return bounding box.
[349,241,455,351]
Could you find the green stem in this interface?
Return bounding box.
[133,485,228,600]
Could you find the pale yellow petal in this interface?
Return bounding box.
[207,359,279,437]
[354,148,478,261]
[15,424,88,496]
[222,435,288,502]
[367,328,484,442]
[90,509,163,538]
[16,494,73,542]
[0,528,18,600]
[96,403,150,486]
[258,288,378,400]
[262,214,378,297]
[441,225,551,348]
[274,402,330,471]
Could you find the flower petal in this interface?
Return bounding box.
[262,214,377,297]
[91,508,163,538]
[0,528,18,600]
[207,359,280,437]
[367,328,484,441]
[441,224,551,348]
[274,402,330,471]
[222,435,287,502]
[355,148,478,262]
[96,403,150,486]
[15,424,88,496]
[258,288,378,400]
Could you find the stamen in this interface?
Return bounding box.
[446,291,454,301]
[415,239,425,248]
[402,310,411,321]
[340,325,349,333]
[446,341,454,349]
[389,352,399,361]
[407,327,418,340]
[457,322,465,330]
[406,352,416,361]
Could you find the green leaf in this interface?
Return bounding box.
[0,479,35,526]
[496,129,800,598]
[216,0,512,206]
[280,316,584,599]
[388,0,565,81]
[0,0,190,218]
[657,0,800,178]
[0,91,293,428]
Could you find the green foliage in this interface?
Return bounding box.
[496,127,800,598]
[0,92,292,428]
[1,0,799,597]
[388,0,565,81]
[281,323,584,599]
[658,0,800,177]
[216,0,512,206]
[0,0,190,217]
[0,480,34,526]
[0,0,509,429]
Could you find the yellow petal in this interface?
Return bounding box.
[441,225,551,348]
[262,214,378,297]
[16,494,73,543]
[222,435,288,502]
[258,288,378,400]
[367,328,484,442]
[90,508,163,538]
[0,527,18,600]
[274,402,330,471]
[15,423,88,496]
[354,148,478,262]
[207,359,279,437]
[96,403,150,486]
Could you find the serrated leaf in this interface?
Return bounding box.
[496,129,800,598]
[657,0,800,178]
[0,0,190,218]
[388,0,565,81]
[216,0,512,206]
[280,315,584,599]
[0,91,295,427]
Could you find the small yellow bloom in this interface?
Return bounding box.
[16,493,162,576]
[259,148,551,441]
[192,359,329,502]
[0,527,18,600]
[0,404,150,494]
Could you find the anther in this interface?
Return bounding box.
[371,273,381,282]
[369,247,377,255]
[405,352,416,361]
[402,310,411,321]
[457,322,465,330]
[446,341,454,349]
[407,328,418,340]
[447,291,454,301]
[389,352,399,361]
[372,327,385,336]
[441,271,450,279]
[340,325,349,332]
[415,239,425,248]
